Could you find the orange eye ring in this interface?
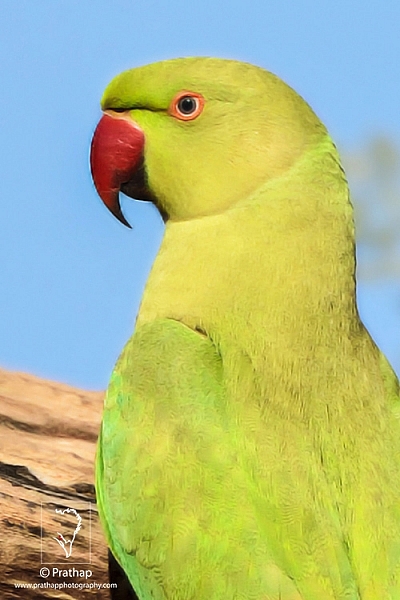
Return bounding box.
[168,91,205,121]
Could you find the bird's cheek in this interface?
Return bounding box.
[90,112,145,227]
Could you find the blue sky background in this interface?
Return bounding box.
[0,0,399,390]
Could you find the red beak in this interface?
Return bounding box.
[90,112,145,228]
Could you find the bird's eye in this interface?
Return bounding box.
[178,96,197,115]
[169,91,204,121]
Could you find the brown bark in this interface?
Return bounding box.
[0,367,112,599]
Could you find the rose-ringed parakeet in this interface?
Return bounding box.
[90,57,400,599]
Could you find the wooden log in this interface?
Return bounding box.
[0,367,112,599]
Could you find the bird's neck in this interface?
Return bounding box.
[137,138,360,347]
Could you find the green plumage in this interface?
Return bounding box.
[95,58,400,599]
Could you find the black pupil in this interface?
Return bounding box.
[178,96,197,114]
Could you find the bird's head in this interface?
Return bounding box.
[90,57,327,225]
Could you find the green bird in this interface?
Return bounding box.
[90,57,400,599]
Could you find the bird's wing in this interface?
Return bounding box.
[96,318,357,600]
